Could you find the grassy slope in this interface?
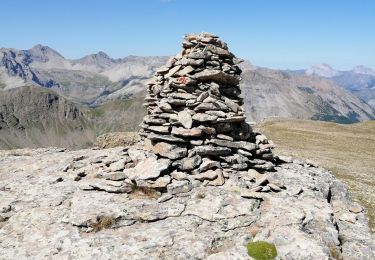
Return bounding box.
[0,86,145,150]
[89,95,145,135]
[256,118,375,232]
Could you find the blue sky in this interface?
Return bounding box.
[0,0,374,70]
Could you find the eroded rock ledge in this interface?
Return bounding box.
[0,147,374,259]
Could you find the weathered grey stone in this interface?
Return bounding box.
[171,170,188,180]
[255,134,267,143]
[108,159,127,172]
[190,140,204,145]
[136,175,171,188]
[194,101,229,112]
[144,115,167,125]
[198,125,216,134]
[79,179,133,194]
[176,57,204,66]
[268,183,282,192]
[196,91,209,102]
[238,149,252,157]
[128,148,149,162]
[349,205,363,214]
[177,110,193,128]
[231,163,249,170]
[152,142,187,159]
[193,169,219,181]
[148,133,187,143]
[207,138,257,152]
[220,154,249,164]
[240,190,264,200]
[158,102,173,112]
[208,169,225,186]
[252,161,275,171]
[157,194,173,203]
[147,125,170,134]
[158,113,179,121]
[224,97,240,112]
[204,44,234,58]
[171,127,202,137]
[167,180,192,194]
[175,66,195,76]
[169,92,196,100]
[186,50,212,60]
[194,145,232,156]
[216,134,234,141]
[206,110,226,117]
[156,66,170,74]
[202,96,218,103]
[254,176,269,187]
[193,69,240,85]
[101,171,127,181]
[199,158,221,172]
[166,98,187,106]
[277,155,293,163]
[165,65,182,77]
[192,113,218,122]
[125,157,171,180]
[216,116,247,123]
[173,155,202,171]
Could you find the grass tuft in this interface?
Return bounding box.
[128,185,161,200]
[91,216,116,232]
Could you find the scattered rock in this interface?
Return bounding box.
[199,158,221,172]
[192,113,218,122]
[193,169,219,181]
[167,180,192,195]
[108,159,127,172]
[177,110,193,128]
[152,142,187,159]
[126,157,170,180]
[171,127,202,137]
[174,155,202,171]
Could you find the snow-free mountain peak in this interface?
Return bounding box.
[71,51,118,72]
[305,63,340,78]
[353,65,375,76]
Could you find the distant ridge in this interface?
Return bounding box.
[304,64,375,108]
[0,45,375,149]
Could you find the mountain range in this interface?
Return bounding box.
[304,63,375,108]
[1,45,375,149]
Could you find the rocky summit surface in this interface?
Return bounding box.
[1,33,374,259]
[0,147,374,259]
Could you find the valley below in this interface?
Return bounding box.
[256,118,375,232]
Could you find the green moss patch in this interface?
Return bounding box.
[246,241,277,260]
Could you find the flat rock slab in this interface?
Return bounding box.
[0,147,374,259]
[125,157,170,180]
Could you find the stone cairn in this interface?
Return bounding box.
[127,33,275,192]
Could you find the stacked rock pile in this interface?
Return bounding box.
[127,32,276,190]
